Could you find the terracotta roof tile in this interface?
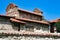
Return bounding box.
[16,18,49,25]
[10,18,26,24]
[0,15,14,18]
[50,18,60,23]
[0,30,60,37]
[18,8,42,16]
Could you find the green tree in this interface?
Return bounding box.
[54,21,60,32]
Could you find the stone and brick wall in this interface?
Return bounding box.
[19,11,42,21]
[0,17,20,31]
[19,22,49,33]
[0,32,60,40]
[0,36,60,40]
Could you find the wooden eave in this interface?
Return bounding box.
[10,18,26,24]
[0,15,15,18]
[15,18,49,25]
[50,18,60,23]
[18,8,42,17]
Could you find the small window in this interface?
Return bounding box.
[12,22,20,31]
[22,15,25,18]
[25,25,34,31]
[36,27,40,30]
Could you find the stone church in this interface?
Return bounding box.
[0,3,60,40]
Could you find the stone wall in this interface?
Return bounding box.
[0,17,13,30]
[0,35,60,40]
[0,17,19,31]
[23,22,49,33]
[19,11,42,21]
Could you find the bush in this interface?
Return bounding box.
[54,21,60,32]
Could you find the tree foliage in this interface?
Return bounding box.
[54,21,60,32]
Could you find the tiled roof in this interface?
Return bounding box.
[0,15,26,24]
[18,8,42,16]
[10,18,26,24]
[0,15,14,18]
[16,18,49,25]
[0,15,49,24]
[0,30,60,37]
[50,18,60,23]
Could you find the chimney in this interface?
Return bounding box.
[6,3,18,12]
[33,8,43,14]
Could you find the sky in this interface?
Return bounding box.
[0,0,60,20]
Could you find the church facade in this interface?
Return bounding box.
[0,3,60,40]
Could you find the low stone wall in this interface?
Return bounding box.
[0,30,60,40]
[0,35,60,40]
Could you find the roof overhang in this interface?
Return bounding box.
[18,8,42,17]
[50,18,60,23]
[10,18,26,24]
[15,18,49,25]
